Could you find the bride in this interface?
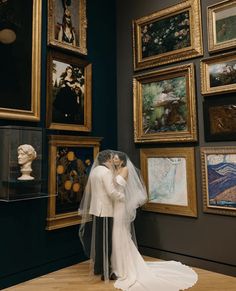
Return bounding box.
[79,150,198,291]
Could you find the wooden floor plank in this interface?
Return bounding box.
[4,257,236,290]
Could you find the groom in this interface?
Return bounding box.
[89,150,124,280]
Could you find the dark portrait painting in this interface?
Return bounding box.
[47,50,91,132]
[0,0,41,120]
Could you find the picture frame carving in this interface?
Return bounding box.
[140,147,197,217]
[133,63,197,143]
[132,0,203,70]
[46,135,102,230]
[201,147,236,216]
[48,0,87,55]
[208,0,236,53]
[0,0,41,121]
[46,50,92,132]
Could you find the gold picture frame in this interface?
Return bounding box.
[0,0,41,121]
[208,0,236,53]
[140,147,197,217]
[133,63,197,143]
[132,0,203,71]
[48,0,87,55]
[201,51,236,96]
[46,50,92,132]
[46,135,102,230]
[201,147,236,216]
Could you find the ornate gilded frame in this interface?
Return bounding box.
[201,147,236,216]
[0,0,41,121]
[208,0,236,53]
[140,147,197,217]
[201,51,236,96]
[132,0,203,70]
[46,135,102,230]
[48,0,87,55]
[46,50,92,132]
[133,63,197,143]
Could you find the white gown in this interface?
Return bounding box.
[111,175,198,291]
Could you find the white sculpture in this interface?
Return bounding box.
[17,144,37,181]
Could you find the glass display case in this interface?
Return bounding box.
[0,126,47,201]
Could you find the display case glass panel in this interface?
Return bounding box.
[0,126,46,201]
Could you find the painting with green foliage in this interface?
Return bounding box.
[142,76,187,134]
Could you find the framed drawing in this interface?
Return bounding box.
[201,51,236,96]
[48,0,87,55]
[133,63,197,143]
[140,147,197,217]
[0,0,41,121]
[203,96,236,141]
[132,0,203,70]
[201,147,236,216]
[208,0,236,53]
[46,135,102,230]
[46,50,92,132]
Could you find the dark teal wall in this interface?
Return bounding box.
[0,0,117,289]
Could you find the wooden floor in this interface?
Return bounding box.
[4,257,236,291]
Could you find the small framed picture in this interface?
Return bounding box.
[46,135,102,230]
[48,0,87,55]
[133,63,197,143]
[140,147,197,217]
[201,147,236,216]
[203,96,236,141]
[132,0,203,70]
[201,51,236,96]
[208,0,236,53]
[46,50,92,132]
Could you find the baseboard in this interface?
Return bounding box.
[0,253,87,290]
[139,245,236,277]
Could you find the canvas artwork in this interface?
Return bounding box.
[209,104,236,135]
[215,5,236,44]
[141,11,190,59]
[52,60,85,125]
[142,76,188,134]
[55,145,93,214]
[147,157,188,206]
[209,60,236,88]
[205,154,236,209]
[201,147,236,216]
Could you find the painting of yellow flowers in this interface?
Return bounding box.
[46,135,101,230]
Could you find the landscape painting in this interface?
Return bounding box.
[209,60,236,88]
[133,64,197,143]
[201,147,236,216]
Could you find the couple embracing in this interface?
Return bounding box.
[79,150,198,291]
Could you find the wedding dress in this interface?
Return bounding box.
[111,174,198,291]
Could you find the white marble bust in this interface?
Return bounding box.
[17,144,37,181]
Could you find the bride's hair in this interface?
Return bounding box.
[115,151,127,167]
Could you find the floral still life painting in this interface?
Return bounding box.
[141,11,190,59]
[201,147,236,216]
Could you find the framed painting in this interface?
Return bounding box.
[46,50,92,132]
[203,96,236,141]
[132,0,203,71]
[201,51,236,96]
[140,147,197,217]
[201,147,236,216]
[133,63,197,143]
[48,0,87,55]
[46,135,102,230]
[208,0,236,53]
[0,0,41,121]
